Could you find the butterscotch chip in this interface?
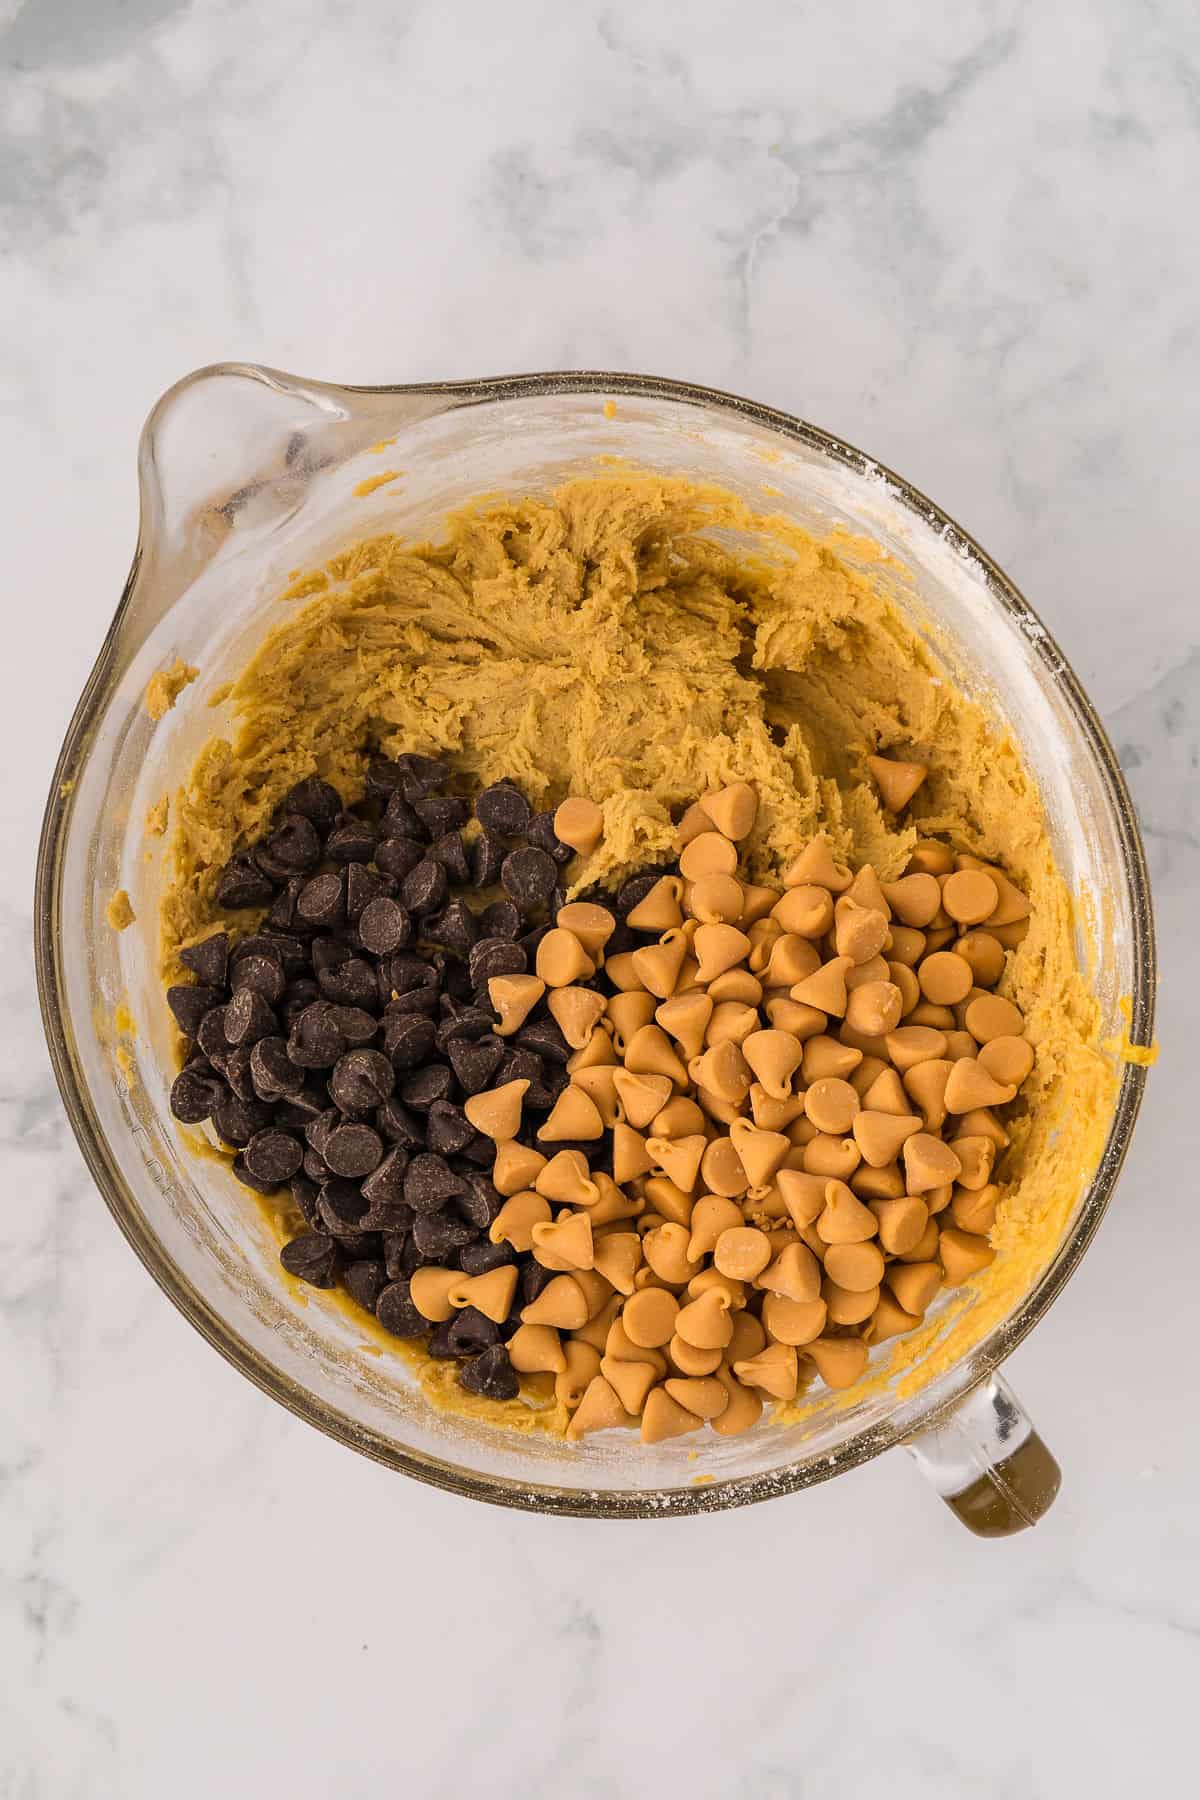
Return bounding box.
[903,1132,963,1194]
[555,1340,602,1409]
[640,1385,703,1443]
[805,1077,860,1135]
[805,1335,869,1389]
[536,927,596,988]
[610,1068,672,1129]
[705,1000,759,1048]
[955,929,1006,987]
[865,1291,923,1343]
[799,1037,858,1086]
[902,1058,952,1130]
[764,998,827,1041]
[674,1287,735,1350]
[488,973,546,1036]
[555,902,616,956]
[944,1028,981,1062]
[867,754,927,811]
[740,1029,804,1101]
[729,1119,790,1188]
[696,1136,746,1198]
[941,869,998,926]
[979,1034,1034,1086]
[747,918,782,973]
[605,991,655,1052]
[685,873,745,926]
[589,1173,646,1226]
[749,1084,806,1132]
[620,1288,678,1352]
[861,1067,908,1115]
[692,922,752,984]
[697,781,758,841]
[951,1181,1000,1234]
[943,1058,1016,1113]
[882,874,941,928]
[647,1133,706,1193]
[410,1267,460,1322]
[790,955,852,1017]
[781,835,852,892]
[626,875,685,932]
[532,1210,595,1272]
[492,1141,547,1196]
[711,1226,771,1282]
[906,1001,956,1032]
[938,1226,996,1285]
[771,883,835,940]
[589,1232,641,1294]
[522,1274,590,1330]
[835,898,890,965]
[676,800,715,847]
[464,1078,529,1141]
[964,992,1026,1042]
[490,1189,553,1251]
[537,1084,604,1143]
[553,797,604,857]
[870,1194,930,1255]
[802,1134,861,1180]
[652,1096,708,1138]
[507,1322,566,1374]
[756,1240,821,1302]
[953,1134,996,1191]
[817,1179,878,1243]
[708,968,764,1006]
[726,1313,766,1364]
[567,1374,637,1438]
[844,979,904,1037]
[774,1169,827,1231]
[604,1315,667,1371]
[852,1109,922,1167]
[604,951,648,993]
[641,1222,701,1286]
[679,832,739,880]
[663,1375,729,1421]
[709,1366,764,1436]
[631,936,687,999]
[885,1025,949,1071]
[642,1175,694,1227]
[624,1023,689,1086]
[686,1194,743,1261]
[887,961,921,1017]
[887,1260,942,1314]
[888,924,928,967]
[596,1356,656,1415]
[733,1342,799,1400]
[761,934,820,989]
[908,838,955,876]
[896,1217,941,1264]
[665,1334,721,1376]
[448,1265,519,1322]
[654,991,713,1060]
[569,1028,618,1074]
[822,1278,878,1326]
[852,1160,906,1201]
[547,986,606,1050]
[572,1064,622,1127]
[689,1041,752,1105]
[978,867,1031,926]
[917,951,972,1006]
[761,1291,826,1346]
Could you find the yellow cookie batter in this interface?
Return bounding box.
[158,473,1116,1426]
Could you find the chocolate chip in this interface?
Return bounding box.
[382,791,423,838]
[213,1092,274,1147]
[425,1099,475,1156]
[521,1260,554,1307]
[318,1178,372,1237]
[221,1044,256,1101]
[314,946,378,1009]
[382,1233,410,1280]
[513,1016,571,1064]
[498,1048,555,1110]
[375,835,424,882]
[618,871,664,915]
[478,899,522,941]
[179,932,230,987]
[342,1258,388,1314]
[518,922,551,960]
[468,938,527,990]
[288,1001,347,1069]
[196,1005,233,1060]
[403,1152,465,1213]
[224,988,277,1046]
[250,1035,305,1099]
[436,954,473,1001]
[233,1152,285,1195]
[384,1013,438,1069]
[413,795,468,838]
[325,1005,379,1047]
[527,810,573,864]
[296,871,345,930]
[444,1307,500,1355]
[241,930,309,977]
[446,1035,505,1095]
[455,1171,503,1230]
[215,853,275,910]
[283,778,342,830]
[166,983,225,1039]
[303,1147,331,1183]
[475,781,531,837]
[428,831,470,883]
[325,816,378,864]
[457,1132,496,1168]
[470,833,505,886]
[605,921,636,956]
[343,860,392,919]
[280,979,321,1028]
[501,845,558,908]
[459,1343,518,1401]
[458,1240,515,1276]
[242,1127,304,1184]
[230,952,286,1005]
[393,753,451,801]
[323,1121,383,1178]
[280,1232,339,1287]
[376,1097,425,1148]
[360,1146,411,1209]
[264,813,322,871]
[424,898,477,953]
[357,895,411,956]
[290,1174,322,1228]
[398,1063,455,1111]
[330,1048,395,1114]
[399,858,448,916]
[376,1279,426,1337]
[435,1002,495,1047]
[273,1087,327,1129]
[412,1210,476,1258]
[169,1067,224,1123]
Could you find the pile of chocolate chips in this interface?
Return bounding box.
[165,755,658,1403]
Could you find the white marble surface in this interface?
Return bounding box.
[3,0,1198,1793]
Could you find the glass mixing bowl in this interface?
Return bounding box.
[35,367,1156,1531]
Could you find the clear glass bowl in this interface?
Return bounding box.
[34,367,1155,1526]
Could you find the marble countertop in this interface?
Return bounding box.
[4,1,1197,1793]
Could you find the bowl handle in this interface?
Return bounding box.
[904,1374,1062,1537]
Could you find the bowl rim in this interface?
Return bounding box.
[33,364,1157,1517]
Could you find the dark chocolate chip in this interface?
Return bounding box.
[468,938,527,990]
[325,1004,379,1047]
[246,931,309,977]
[384,1013,439,1069]
[323,1121,384,1178]
[435,1002,496,1047]
[376,1097,425,1148]
[342,1258,388,1314]
[280,1232,339,1287]
[282,777,342,830]
[318,1178,371,1236]
[250,1035,305,1100]
[166,983,225,1039]
[605,921,636,956]
[414,794,468,837]
[169,1067,224,1124]
[303,1147,331,1184]
[513,1016,571,1064]
[446,1035,505,1095]
[290,1174,322,1228]
[428,831,470,883]
[518,922,551,959]
[325,816,378,864]
[263,813,322,871]
[273,1087,328,1129]
[398,1063,455,1111]
[280,979,321,1028]
[267,878,306,931]
[314,947,377,1009]
[213,1092,274,1147]
[296,871,345,930]
[445,1307,500,1355]
[399,858,448,916]
[437,955,473,1002]
[412,1210,477,1257]
[521,1260,554,1306]
[478,899,522,941]
[470,832,505,886]
[242,1127,304,1184]
[223,988,278,1047]
[230,951,286,1005]
[215,853,275,910]
[196,1005,233,1060]
[403,1152,465,1213]
[475,781,531,837]
[346,861,396,922]
[458,1132,496,1168]
[392,753,452,801]
[455,1171,503,1230]
[459,1343,518,1401]
[221,1044,256,1101]
[375,835,424,882]
[527,810,573,864]
[376,1279,427,1337]
[382,1232,411,1280]
[424,898,477,953]
[360,1146,411,1209]
[179,932,230,987]
[425,1099,475,1156]
[382,791,423,838]
[233,1152,286,1195]
[329,1048,395,1114]
[458,1239,515,1276]
[357,895,412,956]
[501,845,558,907]
[287,1000,346,1069]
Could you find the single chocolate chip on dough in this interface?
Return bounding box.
[215,853,275,910]
[179,931,230,987]
[280,1232,339,1288]
[459,1344,519,1401]
[282,777,341,830]
[428,831,471,883]
[263,813,322,872]
[166,983,225,1039]
[346,861,396,922]
[501,845,558,908]
[325,816,378,864]
[475,781,532,837]
[414,794,469,836]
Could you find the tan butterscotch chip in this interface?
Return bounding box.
[885,1025,949,1071]
[907,1000,956,1032]
[705,1001,759,1049]
[733,1342,799,1400]
[938,1227,996,1286]
[805,1077,860,1135]
[607,1068,669,1129]
[790,956,852,1017]
[536,928,596,988]
[844,979,904,1038]
[761,934,820,990]
[764,997,827,1040]
[817,1180,879,1244]
[822,1278,878,1326]
[802,1134,861,1180]
[723,1315,764,1367]
[569,1029,618,1075]
[852,1160,905,1201]
[522,1274,590,1330]
[642,1221,701,1286]
[728,1118,789,1188]
[867,754,927,812]
[607,1122,652,1186]
[591,1231,643,1294]
[447,1265,519,1322]
[686,872,746,925]
[870,1194,930,1255]
[555,1340,602,1410]
[749,1085,806,1132]
[695,1136,746,1198]
[555,902,616,957]
[887,961,921,1016]
[798,1037,858,1085]
[487,973,545,1036]
[679,832,739,880]
[686,1194,743,1261]
[692,922,752,984]
[903,1132,963,1194]
[654,991,713,1060]
[861,1067,908,1115]
[917,951,973,1006]
[537,1084,604,1143]
[665,1334,721,1376]
[489,1189,553,1251]
[757,1240,821,1302]
[599,1356,658,1415]
[804,1335,869,1390]
[664,1375,729,1421]
[532,1211,595,1272]
[711,1226,771,1282]
[881,874,940,928]
[953,1134,996,1191]
[604,1316,667,1371]
[888,925,928,968]
[834,898,890,965]
[696,781,758,841]
[902,1058,952,1130]
[626,875,685,932]
[464,1078,528,1141]
[852,1109,923,1167]
[545,986,605,1050]
[647,1133,706,1193]
[507,1322,566,1374]
[979,1034,1035,1086]
[955,929,1005,988]
[410,1267,460,1322]
[951,1181,1000,1234]
[740,1029,803,1100]
[964,992,1026,1042]
[865,1291,924,1343]
[603,991,654,1052]
[553,796,604,856]
[772,883,837,940]
[782,835,852,893]
[632,936,688,1000]
[624,1023,689,1086]
[674,1287,735,1350]
[708,1366,763,1436]
[567,1375,637,1439]
[761,1291,827,1346]
[709,969,765,1008]
[941,868,999,926]
[943,1058,1016,1113]
[674,799,714,847]
[652,1096,707,1138]
[642,1175,693,1227]
[619,1287,676,1350]
[689,1040,752,1105]
[567,1065,620,1128]
[887,1260,942,1315]
[641,1385,704,1443]
[492,1141,547,1196]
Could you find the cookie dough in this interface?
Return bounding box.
[159,473,1116,1415]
